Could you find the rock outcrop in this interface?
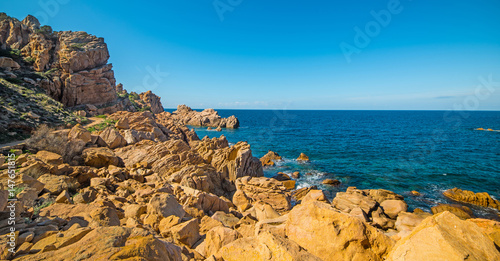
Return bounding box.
[443,187,500,211]
[0,12,158,116]
[139,90,164,114]
[161,104,240,129]
[331,186,407,230]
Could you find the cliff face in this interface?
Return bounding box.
[0,13,163,114]
[1,13,117,108]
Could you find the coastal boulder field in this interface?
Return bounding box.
[1,12,500,261]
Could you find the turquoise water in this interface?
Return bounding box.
[170,109,500,218]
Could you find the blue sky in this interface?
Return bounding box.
[3,0,500,110]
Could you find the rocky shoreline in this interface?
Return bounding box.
[1,109,500,260]
[1,12,500,261]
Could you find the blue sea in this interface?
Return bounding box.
[170,109,500,219]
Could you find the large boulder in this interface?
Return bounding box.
[387,211,500,261]
[217,231,320,261]
[99,127,127,149]
[234,176,291,212]
[35,151,63,165]
[204,226,241,257]
[68,124,92,143]
[285,201,394,261]
[37,174,78,195]
[82,147,121,168]
[13,227,182,261]
[0,57,20,69]
[168,219,200,248]
[147,193,185,219]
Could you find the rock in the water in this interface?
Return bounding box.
[387,211,500,261]
[443,187,500,210]
[322,178,340,186]
[286,201,394,261]
[169,104,240,128]
[260,151,282,166]
[296,153,309,161]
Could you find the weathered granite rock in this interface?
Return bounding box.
[99,127,127,149]
[82,147,121,168]
[13,227,182,261]
[234,176,291,212]
[217,231,321,261]
[0,57,20,69]
[168,104,240,128]
[286,201,394,261]
[204,226,241,257]
[387,211,500,261]
[139,90,164,114]
[147,193,185,219]
[211,142,263,183]
[443,187,500,210]
[0,13,33,49]
[431,204,474,219]
[296,153,309,161]
[467,218,500,250]
[260,151,282,166]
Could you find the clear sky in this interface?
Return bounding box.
[3,0,500,110]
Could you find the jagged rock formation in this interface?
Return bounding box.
[443,187,500,211]
[160,104,239,129]
[139,90,164,114]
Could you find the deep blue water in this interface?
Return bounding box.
[168,109,500,218]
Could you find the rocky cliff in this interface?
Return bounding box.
[0,13,163,116]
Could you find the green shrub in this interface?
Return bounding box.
[96,114,107,119]
[86,118,116,133]
[34,198,55,215]
[8,186,24,199]
[69,43,86,51]
[24,57,35,63]
[139,106,151,112]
